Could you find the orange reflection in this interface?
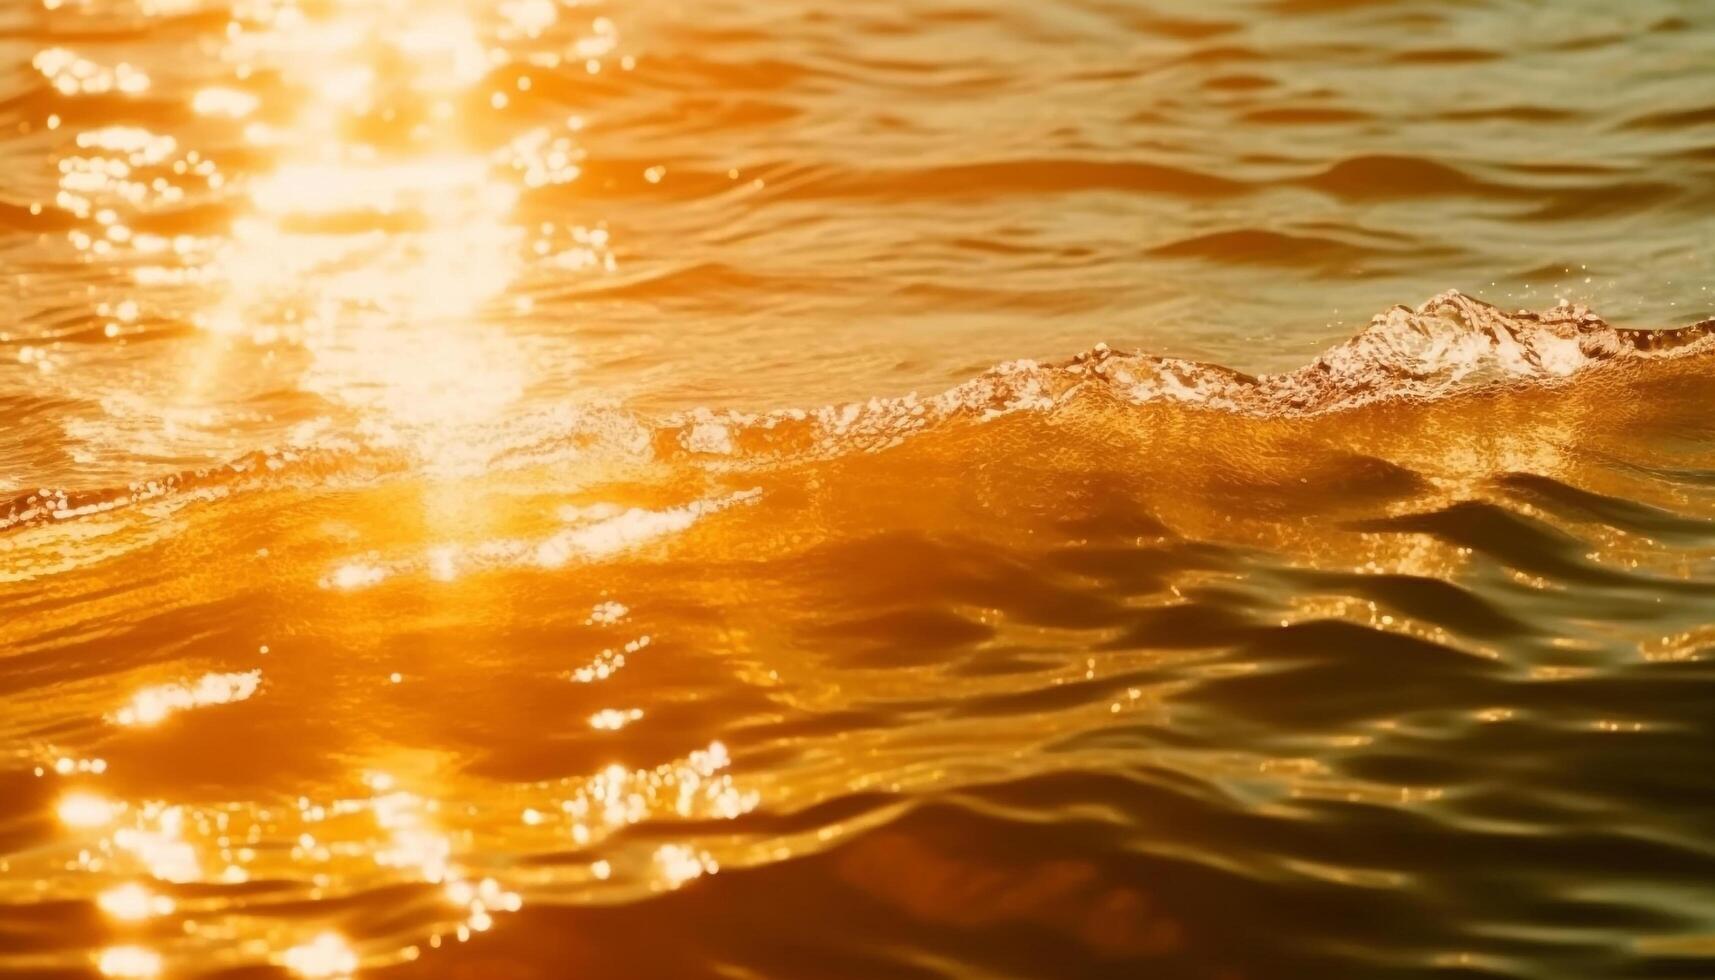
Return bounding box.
[193,0,548,471]
[97,883,176,921]
[58,792,121,828]
[110,670,263,726]
[281,932,358,979]
[96,945,163,979]
[12,0,766,974]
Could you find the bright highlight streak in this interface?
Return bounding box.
[97,946,163,978]
[589,707,643,730]
[111,670,263,726]
[97,883,176,921]
[58,792,121,828]
[192,86,259,117]
[282,932,359,978]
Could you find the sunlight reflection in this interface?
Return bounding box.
[183,0,587,471]
[96,946,163,979]
[191,86,260,117]
[97,883,176,921]
[570,635,646,683]
[319,491,762,590]
[113,805,202,883]
[588,707,644,730]
[281,932,358,979]
[30,728,760,971]
[364,770,525,944]
[28,0,617,471]
[654,843,720,889]
[58,792,121,829]
[2,0,735,972]
[34,48,151,95]
[110,670,263,726]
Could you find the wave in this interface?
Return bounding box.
[4,291,1712,535]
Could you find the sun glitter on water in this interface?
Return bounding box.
[12,2,674,975]
[198,0,545,469]
[35,0,603,474]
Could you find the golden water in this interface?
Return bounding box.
[2,2,1715,978]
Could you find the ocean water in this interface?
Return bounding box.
[2,1,1715,978]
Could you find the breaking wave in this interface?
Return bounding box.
[5,290,1713,534]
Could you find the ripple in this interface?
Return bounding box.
[6,1,1715,977]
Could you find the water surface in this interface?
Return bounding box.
[3,1,1715,978]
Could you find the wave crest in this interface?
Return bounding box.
[649,290,1715,456]
[5,292,1712,533]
